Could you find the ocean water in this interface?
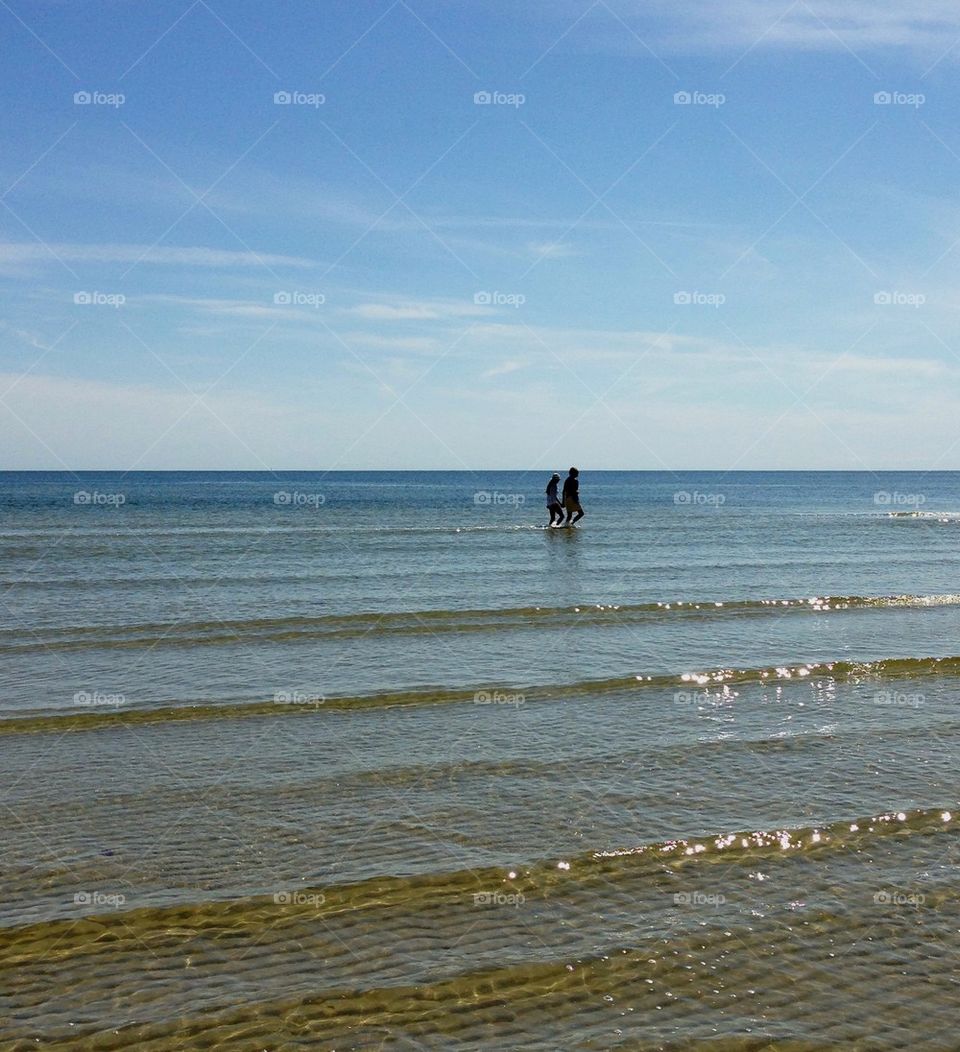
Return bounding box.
[2,470,960,1049]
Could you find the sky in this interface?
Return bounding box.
[3,0,960,469]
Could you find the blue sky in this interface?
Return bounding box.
[3,0,960,469]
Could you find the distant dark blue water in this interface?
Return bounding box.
[2,470,960,714]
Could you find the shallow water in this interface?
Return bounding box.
[2,471,960,1049]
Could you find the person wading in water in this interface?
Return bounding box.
[545,472,564,526]
[562,467,584,526]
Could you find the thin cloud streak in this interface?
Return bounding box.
[0,242,315,268]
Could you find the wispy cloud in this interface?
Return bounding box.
[661,0,960,52]
[0,321,59,352]
[346,304,443,320]
[343,299,488,321]
[526,240,577,259]
[0,242,315,269]
[482,359,526,380]
[345,332,443,353]
[536,0,960,57]
[134,294,329,325]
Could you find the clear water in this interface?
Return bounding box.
[2,471,959,1049]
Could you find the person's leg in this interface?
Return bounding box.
[572,509,584,525]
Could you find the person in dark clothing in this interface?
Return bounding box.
[562,467,584,526]
[545,472,564,526]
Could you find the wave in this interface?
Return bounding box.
[2,591,957,655]
[4,653,960,735]
[1,801,955,1046]
[888,510,960,522]
[0,803,951,944]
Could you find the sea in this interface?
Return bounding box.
[2,470,960,1049]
